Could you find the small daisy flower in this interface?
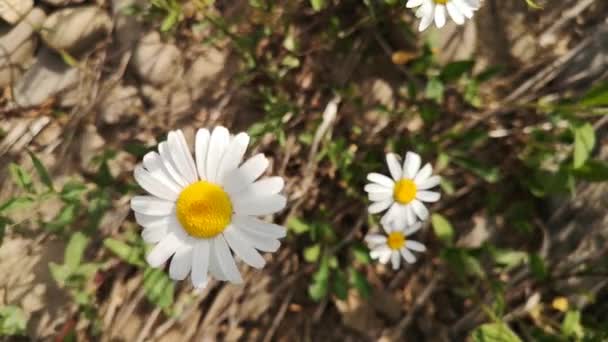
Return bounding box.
[366,222,426,270]
[365,151,440,226]
[131,127,287,288]
[406,0,480,32]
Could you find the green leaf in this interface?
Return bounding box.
[0,217,8,245]
[525,0,542,9]
[573,159,608,182]
[60,181,87,203]
[308,255,330,301]
[143,268,175,309]
[490,248,527,269]
[0,305,27,336]
[528,253,547,281]
[310,0,326,11]
[351,244,371,264]
[349,268,371,298]
[304,244,321,263]
[332,269,349,300]
[579,81,608,107]
[9,163,33,193]
[442,248,485,279]
[572,123,595,169]
[49,263,70,285]
[431,213,454,246]
[65,232,89,270]
[103,238,145,267]
[471,322,522,342]
[27,150,54,191]
[453,157,500,183]
[440,60,474,82]
[0,197,34,213]
[287,218,310,235]
[46,204,77,233]
[425,77,445,102]
[561,310,584,338]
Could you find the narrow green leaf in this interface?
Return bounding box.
[0,305,27,336]
[9,164,33,193]
[349,268,371,298]
[573,123,595,169]
[27,150,54,191]
[103,238,145,267]
[65,232,89,270]
[0,197,34,213]
[143,268,175,309]
[332,270,349,300]
[471,322,522,342]
[304,244,321,263]
[310,0,326,11]
[431,213,454,245]
[579,81,608,107]
[287,218,310,234]
[440,60,474,82]
[561,310,584,338]
[573,159,608,182]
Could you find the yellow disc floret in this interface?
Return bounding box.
[387,231,406,250]
[433,0,448,4]
[176,181,232,239]
[393,179,417,204]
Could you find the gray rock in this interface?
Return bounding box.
[0,7,46,87]
[41,6,112,56]
[0,0,33,24]
[131,31,182,85]
[12,48,80,107]
[186,48,227,98]
[112,0,144,52]
[98,84,143,124]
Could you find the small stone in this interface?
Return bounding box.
[98,84,143,124]
[131,31,182,85]
[41,6,112,56]
[12,48,80,107]
[112,0,144,51]
[0,7,46,87]
[0,0,33,24]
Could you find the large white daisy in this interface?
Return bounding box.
[366,221,426,270]
[406,0,480,32]
[365,151,440,226]
[131,127,287,288]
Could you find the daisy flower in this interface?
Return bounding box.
[366,221,426,270]
[365,151,440,226]
[406,0,480,32]
[131,127,287,288]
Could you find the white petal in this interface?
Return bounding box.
[131,196,174,216]
[464,0,480,10]
[142,152,181,193]
[218,133,250,184]
[454,0,474,18]
[414,163,433,183]
[403,222,422,236]
[158,142,189,187]
[411,199,429,221]
[416,190,440,202]
[134,165,179,201]
[386,153,403,181]
[416,175,441,190]
[233,195,286,216]
[223,154,269,195]
[169,130,198,183]
[367,173,395,188]
[418,2,434,31]
[134,212,170,228]
[378,248,392,264]
[369,199,393,214]
[237,177,284,199]
[406,0,424,8]
[434,4,446,28]
[380,203,402,230]
[191,240,210,288]
[146,233,180,267]
[369,192,392,202]
[142,226,168,243]
[206,126,230,183]
[195,128,211,180]
[232,215,286,239]
[223,226,266,269]
[400,248,417,264]
[403,152,422,179]
[446,1,465,25]
[370,245,391,263]
[405,205,417,225]
[365,234,387,246]
[212,236,243,283]
[169,245,193,280]
[391,251,401,270]
[237,226,281,252]
[406,240,427,252]
[364,184,392,194]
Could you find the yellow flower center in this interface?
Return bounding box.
[433,0,449,4]
[175,181,233,239]
[387,231,406,250]
[393,179,417,204]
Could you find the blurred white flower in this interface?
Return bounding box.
[131,127,287,288]
[407,0,480,32]
[366,221,426,269]
[365,151,440,226]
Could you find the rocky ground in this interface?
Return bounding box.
[0,0,607,341]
